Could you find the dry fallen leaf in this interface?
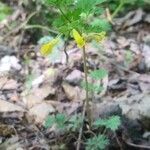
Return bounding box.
[0,99,25,112]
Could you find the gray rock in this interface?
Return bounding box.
[65,69,82,85]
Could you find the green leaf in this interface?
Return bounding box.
[90,19,111,32]
[81,81,104,93]
[93,116,121,131]
[0,2,12,21]
[86,135,109,150]
[125,50,133,64]
[45,0,74,7]
[76,0,106,14]
[44,115,55,128]
[106,116,121,131]
[68,114,83,132]
[55,113,67,129]
[89,69,108,80]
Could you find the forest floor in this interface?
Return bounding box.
[0,2,150,150]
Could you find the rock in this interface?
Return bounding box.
[29,102,55,123]
[62,82,85,101]
[144,14,150,23]
[65,69,82,85]
[142,44,150,70]
[31,68,59,88]
[0,45,15,58]
[91,102,122,119]
[0,56,21,73]
[116,93,150,120]
[0,99,25,112]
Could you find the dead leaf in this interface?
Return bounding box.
[29,102,55,123]
[0,77,18,90]
[0,99,25,112]
[62,82,85,101]
[22,84,56,108]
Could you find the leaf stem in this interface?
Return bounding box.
[112,0,124,18]
[25,25,59,34]
[58,7,71,23]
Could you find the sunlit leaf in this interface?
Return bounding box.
[89,69,108,80]
[93,115,121,131]
[72,29,85,48]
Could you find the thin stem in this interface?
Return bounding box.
[82,46,91,126]
[112,0,124,18]
[76,46,91,150]
[76,101,86,150]
[58,7,71,23]
[25,25,59,34]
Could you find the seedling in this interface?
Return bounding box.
[40,0,121,149]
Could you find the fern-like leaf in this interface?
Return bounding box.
[89,69,108,80]
[93,115,121,131]
[86,135,109,150]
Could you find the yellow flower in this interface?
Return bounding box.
[40,38,59,56]
[94,31,106,42]
[72,29,85,48]
[82,31,106,43]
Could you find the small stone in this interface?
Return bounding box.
[65,70,82,85]
[143,44,150,70]
[0,56,21,73]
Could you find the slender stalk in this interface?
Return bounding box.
[58,7,71,23]
[76,46,91,150]
[25,25,59,34]
[82,46,91,126]
[112,0,124,18]
[76,101,86,150]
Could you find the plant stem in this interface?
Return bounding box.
[112,0,124,18]
[76,46,91,150]
[25,25,59,34]
[76,101,86,150]
[82,46,91,126]
[58,7,71,23]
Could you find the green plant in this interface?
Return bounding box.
[86,135,109,150]
[45,113,83,132]
[85,116,121,150]
[0,2,12,21]
[45,114,121,150]
[106,0,148,18]
[39,0,121,149]
[124,50,133,67]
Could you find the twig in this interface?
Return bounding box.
[63,40,69,64]
[124,139,150,149]
[3,11,39,40]
[114,132,124,150]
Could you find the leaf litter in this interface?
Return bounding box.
[0,3,150,149]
